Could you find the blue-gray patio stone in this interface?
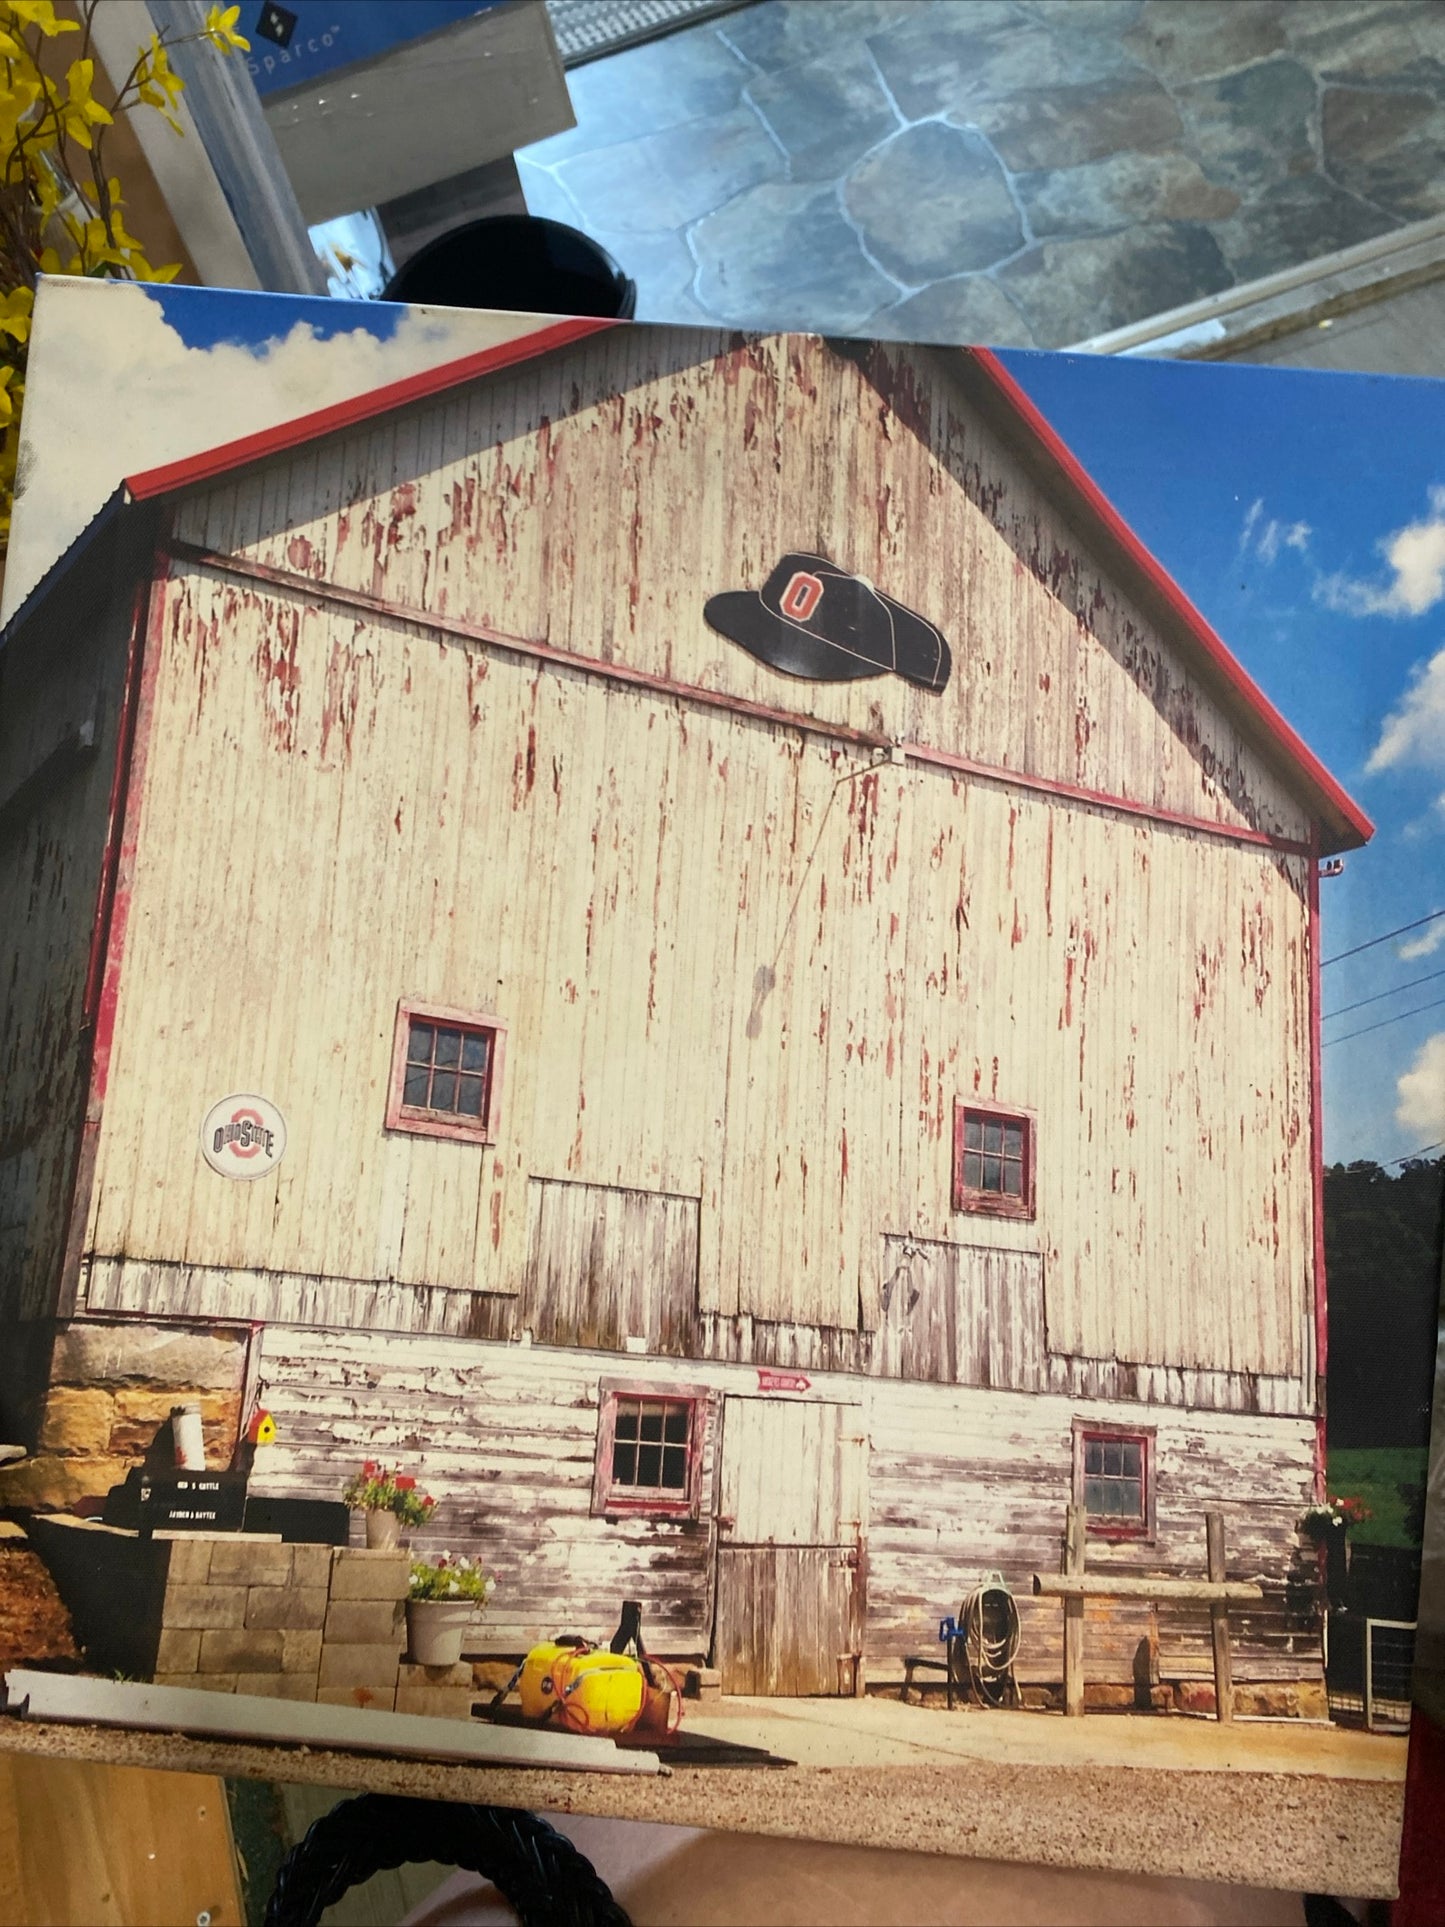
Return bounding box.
[1209,175,1397,283]
[867,14,1135,122]
[845,123,1023,286]
[1321,86,1445,221]
[1123,0,1290,86]
[692,182,899,332]
[722,0,969,77]
[522,26,749,163]
[1015,151,1239,240]
[747,40,902,183]
[995,223,1233,348]
[1173,58,1320,197]
[966,77,1183,174]
[1284,2,1445,91]
[552,108,784,234]
[872,273,1035,348]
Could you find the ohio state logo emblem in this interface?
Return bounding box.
[200,1094,287,1179]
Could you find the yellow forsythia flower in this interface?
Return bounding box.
[61,59,113,150]
[3,2,79,38]
[203,5,250,54]
[0,367,17,427]
[0,287,33,344]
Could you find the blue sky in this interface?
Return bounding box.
[999,349,1445,1168]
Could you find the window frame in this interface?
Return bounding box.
[952,1100,1036,1220]
[384,998,507,1146]
[591,1380,710,1522]
[1072,1419,1156,1543]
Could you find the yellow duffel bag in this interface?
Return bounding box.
[517,1640,647,1736]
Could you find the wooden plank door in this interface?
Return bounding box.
[712,1397,866,1695]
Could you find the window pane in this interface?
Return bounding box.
[964,1115,982,1151]
[1002,1122,1023,1159]
[1102,1440,1122,1476]
[1084,1476,1108,1513]
[1121,1441,1142,1479]
[638,1405,665,1444]
[407,1022,433,1064]
[456,1074,484,1117]
[963,1152,983,1189]
[663,1405,689,1444]
[434,1028,461,1068]
[661,1445,687,1490]
[403,1065,430,1107]
[612,1438,637,1484]
[636,1443,662,1486]
[461,1032,489,1073]
[983,1120,1002,1154]
[614,1402,640,1442]
[1002,1160,1023,1196]
[430,1070,457,1111]
[1084,1439,1103,1476]
[982,1155,1001,1191]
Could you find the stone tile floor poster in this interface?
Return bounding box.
[0,277,1441,1901]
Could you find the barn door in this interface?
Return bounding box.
[712,1397,866,1695]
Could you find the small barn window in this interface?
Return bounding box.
[592,1382,708,1520]
[952,1102,1035,1219]
[1073,1421,1155,1541]
[385,1000,506,1145]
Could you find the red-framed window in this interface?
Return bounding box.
[591,1381,709,1521]
[952,1101,1035,1219]
[1073,1420,1155,1541]
[385,1000,506,1145]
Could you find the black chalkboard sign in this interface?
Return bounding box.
[137,1469,248,1535]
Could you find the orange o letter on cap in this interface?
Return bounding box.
[780,570,824,621]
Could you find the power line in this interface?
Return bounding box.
[1322,992,1445,1047]
[1384,1140,1445,1165]
[1324,964,1445,1021]
[1322,908,1445,967]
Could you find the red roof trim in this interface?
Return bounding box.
[125,315,618,501]
[963,348,1374,851]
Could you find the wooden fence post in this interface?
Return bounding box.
[1206,1510,1233,1724]
[1064,1505,1086,1717]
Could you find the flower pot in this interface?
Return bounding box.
[406,1598,473,1666]
[365,1509,401,1550]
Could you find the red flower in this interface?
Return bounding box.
[362,1461,378,1477]
[395,1475,416,1490]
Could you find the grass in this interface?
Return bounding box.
[1327,1446,1429,1550]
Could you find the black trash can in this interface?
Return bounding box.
[382,215,636,319]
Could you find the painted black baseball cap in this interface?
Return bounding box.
[704,552,952,693]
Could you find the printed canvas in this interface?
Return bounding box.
[1,277,1440,1894]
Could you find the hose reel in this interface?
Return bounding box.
[949,1570,1022,1708]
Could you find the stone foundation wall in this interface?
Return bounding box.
[0,1320,248,1511]
[152,1539,477,1720]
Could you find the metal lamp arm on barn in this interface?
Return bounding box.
[0,328,1370,1710]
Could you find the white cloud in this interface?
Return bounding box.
[1366,645,1445,783]
[1315,484,1445,617]
[1400,919,1445,963]
[4,281,548,617]
[1237,497,1310,567]
[1396,1031,1445,1139]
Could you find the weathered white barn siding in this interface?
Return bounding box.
[253,1325,1318,1686]
[170,332,1312,848]
[83,517,1315,1378]
[0,530,138,1326]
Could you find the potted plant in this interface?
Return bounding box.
[406,1553,495,1667]
[1296,1495,1372,1549]
[342,1461,437,1549]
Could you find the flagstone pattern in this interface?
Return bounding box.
[518,0,1445,348]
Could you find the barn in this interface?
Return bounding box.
[0,322,1372,1710]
